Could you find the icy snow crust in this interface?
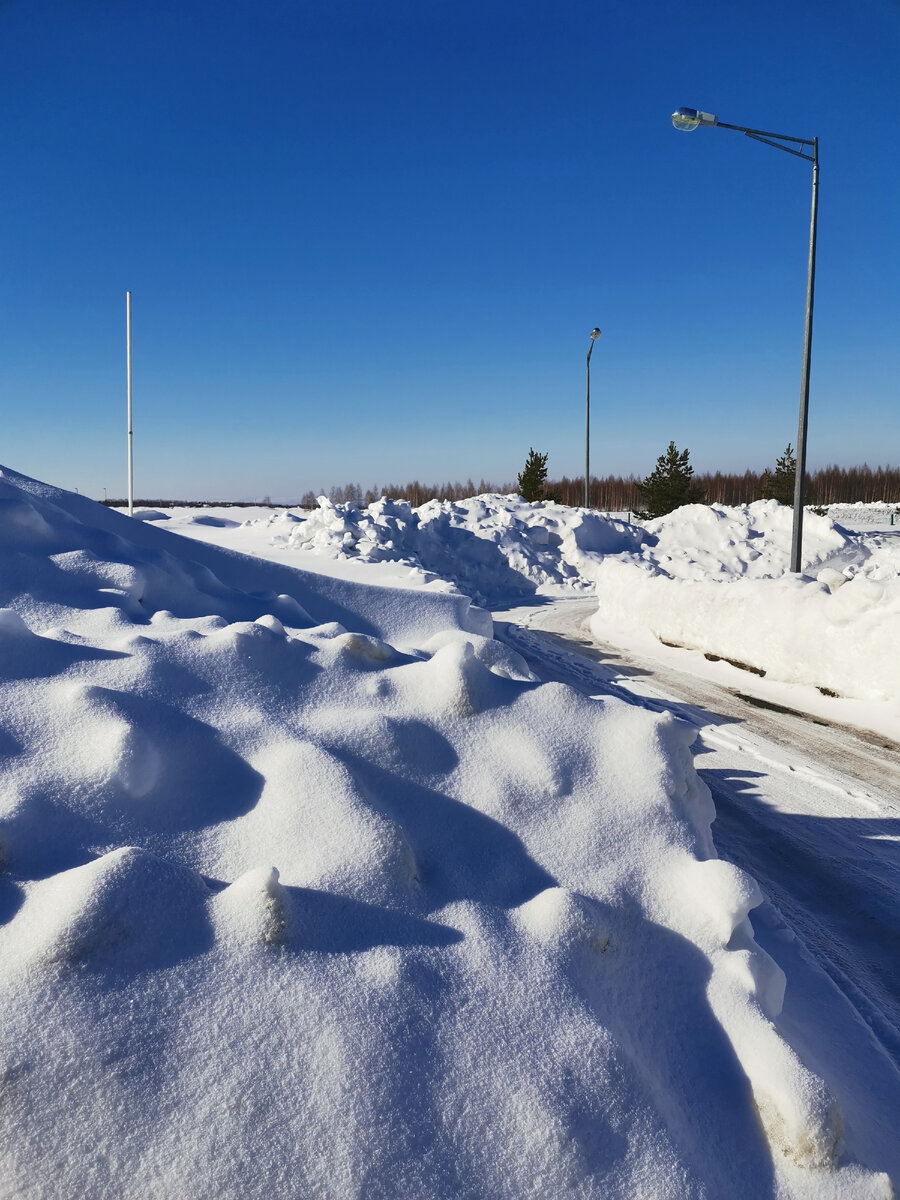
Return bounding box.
[275,494,899,704]
[0,467,890,1198]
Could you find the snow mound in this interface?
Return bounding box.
[0,466,889,1198]
[131,508,170,521]
[270,495,899,701]
[282,493,645,604]
[589,502,900,701]
[641,500,852,580]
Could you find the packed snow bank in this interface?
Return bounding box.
[264,494,898,703]
[278,493,644,604]
[630,501,852,580]
[588,503,900,703]
[0,466,888,1197]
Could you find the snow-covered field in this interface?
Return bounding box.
[2,468,896,1197]
[818,501,899,531]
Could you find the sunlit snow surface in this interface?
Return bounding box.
[237,492,899,716]
[0,469,893,1198]
[590,502,900,709]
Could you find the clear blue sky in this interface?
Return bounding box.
[2,0,898,500]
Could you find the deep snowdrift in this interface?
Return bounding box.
[0,468,890,1198]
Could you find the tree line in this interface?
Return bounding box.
[319,463,900,511]
[305,479,516,508]
[103,461,900,511]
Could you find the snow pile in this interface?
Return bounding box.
[588,502,900,702]
[632,501,852,580]
[0,466,888,1197]
[268,495,899,702]
[279,493,645,604]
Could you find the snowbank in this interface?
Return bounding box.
[588,503,900,703]
[265,494,898,703]
[633,500,852,580]
[278,493,644,604]
[0,466,887,1196]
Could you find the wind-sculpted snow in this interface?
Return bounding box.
[0,467,890,1198]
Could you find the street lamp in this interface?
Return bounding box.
[126,291,134,517]
[586,328,602,508]
[671,107,818,574]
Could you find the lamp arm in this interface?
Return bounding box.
[714,119,814,147]
[744,133,815,162]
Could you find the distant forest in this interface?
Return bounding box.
[105,463,900,510]
[320,463,900,510]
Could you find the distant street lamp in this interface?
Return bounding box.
[586,328,602,508]
[671,107,818,574]
[126,291,134,517]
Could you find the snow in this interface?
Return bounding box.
[587,502,900,713]
[818,501,900,532]
[1,464,893,1196]
[172,492,900,727]
[275,493,644,603]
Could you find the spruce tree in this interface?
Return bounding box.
[517,448,550,502]
[760,444,797,506]
[635,441,705,519]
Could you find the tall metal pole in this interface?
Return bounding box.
[126,291,134,516]
[584,330,602,507]
[585,341,593,508]
[671,110,818,574]
[790,139,818,574]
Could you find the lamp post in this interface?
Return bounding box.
[586,328,602,508]
[671,107,818,574]
[126,291,134,517]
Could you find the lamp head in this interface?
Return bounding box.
[589,328,602,340]
[671,107,718,131]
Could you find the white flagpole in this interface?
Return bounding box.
[126,291,134,516]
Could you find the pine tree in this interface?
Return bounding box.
[760,444,797,506]
[635,441,705,519]
[517,448,550,503]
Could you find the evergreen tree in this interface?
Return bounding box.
[635,441,705,519]
[517,448,550,502]
[760,444,797,506]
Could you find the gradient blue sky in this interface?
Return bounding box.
[2,0,898,500]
